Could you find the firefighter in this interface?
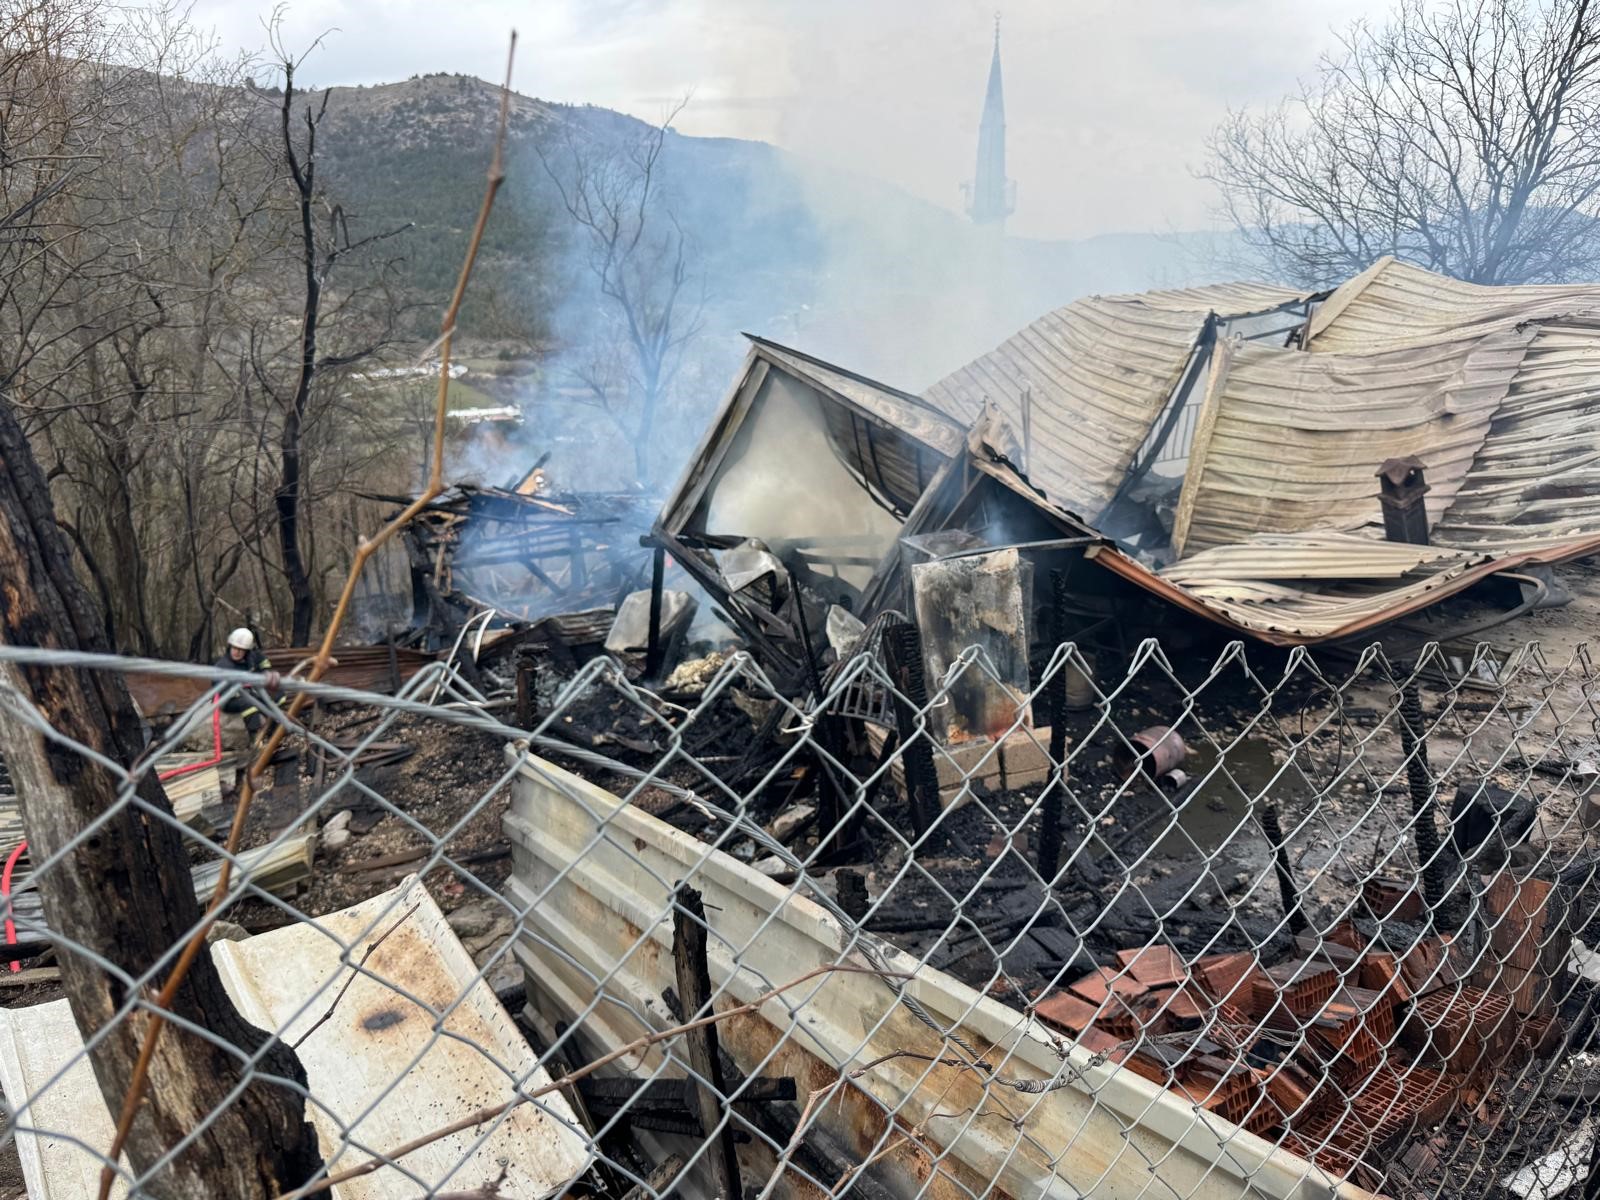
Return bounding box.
[214,628,282,746]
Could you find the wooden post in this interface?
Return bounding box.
[643,544,666,680]
[0,395,322,1196]
[385,625,401,693]
[671,886,743,1199]
[1399,679,1456,931]
[836,869,870,924]
[514,648,536,730]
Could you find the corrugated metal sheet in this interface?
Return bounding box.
[919,287,1315,518]
[1423,318,1600,553]
[504,748,1366,1200]
[921,298,1215,516]
[1151,533,1492,639]
[1307,257,1600,352]
[666,262,1600,644]
[1161,532,1480,584]
[1113,281,1313,315]
[1303,259,1600,555]
[1172,327,1537,554]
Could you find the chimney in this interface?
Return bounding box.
[1376,457,1430,545]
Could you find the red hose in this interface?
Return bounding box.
[0,702,226,973]
[158,697,223,782]
[3,839,25,973]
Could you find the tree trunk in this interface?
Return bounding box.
[0,391,322,1197]
[635,373,661,487]
[278,76,322,647]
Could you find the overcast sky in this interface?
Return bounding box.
[186,0,1386,241]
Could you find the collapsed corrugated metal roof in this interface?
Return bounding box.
[1169,326,1538,555]
[661,257,1600,654]
[920,286,1314,520]
[918,259,1600,643]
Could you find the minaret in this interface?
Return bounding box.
[966,15,1014,229]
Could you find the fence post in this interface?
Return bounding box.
[1038,569,1072,883]
[1399,679,1455,930]
[0,397,322,1196]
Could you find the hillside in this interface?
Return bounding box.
[291,73,1230,388]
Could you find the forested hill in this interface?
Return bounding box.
[286,71,1221,387]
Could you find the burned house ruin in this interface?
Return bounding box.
[645,257,1600,692]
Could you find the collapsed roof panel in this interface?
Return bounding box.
[921,289,1317,521]
[1306,256,1600,352]
[661,259,1600,656]
[654,339,961,675]
[1430,318,1600,552]
[1109,280,1315,316]
[921,297,1211,517]
[1170,326,1537,555]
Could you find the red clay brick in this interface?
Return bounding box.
[1143,984,1208,1026]
[1195,951,1263,1007]
[1255,959,1338,1026]
[1069,966,1149,1005]
[1360,951,1412,1003]
[1034,990,1098,1034]
[1116,944,1188,988]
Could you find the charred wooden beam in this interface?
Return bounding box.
[644,544,667,680]
[671,886,743,1199]
[882,622,940,843]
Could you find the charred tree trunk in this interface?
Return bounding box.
[277,69,325,647]
[0,392,322,1196]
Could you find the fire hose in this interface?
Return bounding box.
[3,698,223,971]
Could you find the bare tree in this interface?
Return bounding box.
[266,30,412,644]
[0,3,324,1191]
[537,105,704,486]
[1205,0,1600,287]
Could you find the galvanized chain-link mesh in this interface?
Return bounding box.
[1,634,1598,1199]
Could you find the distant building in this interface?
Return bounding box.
[965,18,1015,229]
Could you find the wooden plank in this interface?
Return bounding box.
[1169,333,1237,558]
[671,886,742,1199]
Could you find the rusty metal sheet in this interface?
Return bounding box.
[0,880,587,1200]
[212,878,589,1198]
[127,646,435,718]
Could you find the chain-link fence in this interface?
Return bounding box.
[1,630,1599,1199]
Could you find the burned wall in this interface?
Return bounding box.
[700,369,904,591]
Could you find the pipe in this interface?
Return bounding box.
[156,698,224,782]
[1365,570,1548,659]
[2,839,25,971]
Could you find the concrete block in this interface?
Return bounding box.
[998,727,1064,790]
[863,725,999,810]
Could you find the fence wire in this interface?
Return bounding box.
[1,631,1599,1200]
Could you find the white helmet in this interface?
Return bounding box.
[227,628,255,651]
